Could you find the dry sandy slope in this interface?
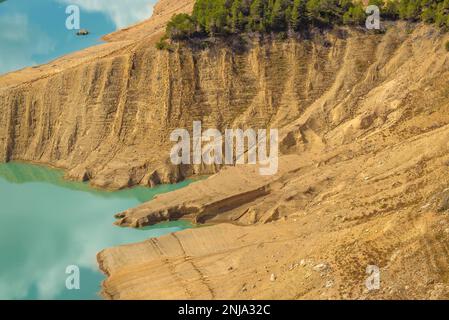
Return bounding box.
[1,0,449,299]
[97,22,449,299]
[100,120,449,299]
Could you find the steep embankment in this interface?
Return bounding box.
[0,0,195,189]
[2,0,449,299]
[97,22,449,299]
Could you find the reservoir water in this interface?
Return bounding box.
[0,0,156,74]
[0,163,193,300]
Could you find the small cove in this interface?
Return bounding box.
[0,162,193,299]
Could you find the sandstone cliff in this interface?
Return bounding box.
[0,0,196,189]
[2,0,449,299]
[97,22,449,299]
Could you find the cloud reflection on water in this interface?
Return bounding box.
[0,13,55,73]
[0,0,156,74]
[0,163,191,300]
[56,0,154,29]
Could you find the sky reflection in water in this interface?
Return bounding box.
[0,0,156,74]
[0,163,192,300]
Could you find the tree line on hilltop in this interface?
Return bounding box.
[156,0,449,48]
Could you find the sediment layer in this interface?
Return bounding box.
[98,21,449,299]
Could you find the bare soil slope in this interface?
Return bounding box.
[2,0,449,299]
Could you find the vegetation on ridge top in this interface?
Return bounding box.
[156,0,449,49]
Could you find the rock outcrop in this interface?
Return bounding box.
[114,155,302,227]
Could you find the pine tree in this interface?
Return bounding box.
[271,0,286,30]
[421,5,436,23]
[249,0,266,32]
[384,0,400,19]
[192,0,208,32]
[290,0,307,30]
[231,0,245,32]
[210,0,228,34]
[398,0,421,20]
[342,3,365,25]
[166,13,196,39]
[306,0,341,25]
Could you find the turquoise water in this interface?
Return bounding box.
[0,163,192,300]
[0,0,156,74]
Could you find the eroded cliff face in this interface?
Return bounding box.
[97,23,449,299]
[2,0,449,300]
[0,0,196,189]
[3,20,447,190]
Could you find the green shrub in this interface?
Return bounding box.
[155,35,172,51]
[421,7,436,23]
[445,40,449,52]
[166,13,197,40]
[343,4,366,26]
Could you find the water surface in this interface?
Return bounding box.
[0,0,177,300]
[0,0,156,74]
[0,163,192,300]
